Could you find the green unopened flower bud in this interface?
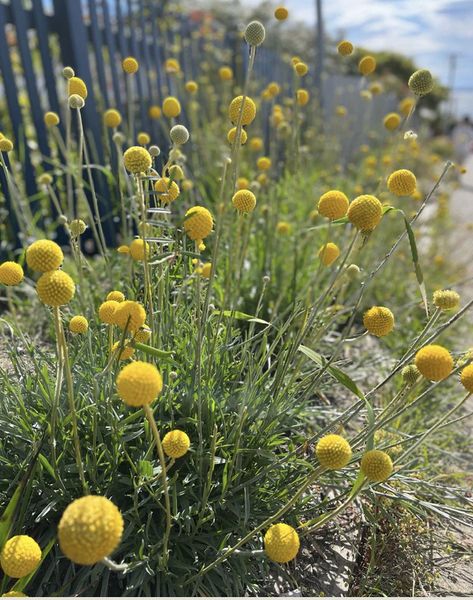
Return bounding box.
[38,173,53,186]
[63,66,75,80]
[244,21,266,47]
[113,132,125,145]
[408,69,433,96]
[346,264,360,280]
[149,145,161,157]
[57,214,68,225]
[69,94,85,109]
[170,125,189,145]
[69,219,87,236]
[402,364,420,386]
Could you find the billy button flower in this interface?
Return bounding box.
[36,270,75,307]
[229,96,257,126]
[122,56,139,74]
[318,190,349,220]
[185,80,198,93]
[433,289,460,311]
[129,239,150,261]
[0,138,13,152]
[98,300,119,324]
[219,66,233,81]
[69,219,87,237]
[155,177,180,204]
[227,127,248,145]
[123,146,152,174]
[414,344,453,381]
[316,434,352,469]
[358,55,376,76]
[162,96,181,118]
[44,111,60,127]
[408,69,433,96]
[162,430,191,458]
[387,169,417,196]
[264,524,300,563]
[296,89,310,106]
[274,6,289,20]
[58,496,123,565]
[26,239,63,272]
[111,341,134,361]
[257,156,271,171]
[276,221,291,235]
[383,112,401,131]
[164,58,180,73]
[232,189,256,213]
[347,194,383,232]
[399,97,415,117]
[112,300,146,333]
[134,324,151,343]
[318,242,340,267]
[68,76,88,99]
[116,360,163,407]
[244,20,266,47]
[363,306,394,337]
[249,137,263,152]
[103,109,122,128]
[69,315,88,334]
[149,105,162,119]
[0,261,24,286]
[460,364,473,394]
[402,364,421,386]
[0,535,41,578]
[237,176,250,189]
[361,450,393,482]
[137,132,151,146]
[183,206,213,249]
[107,290,125,303]
[170,125,189,146]
[294,61,308,76]
[337,40,354,56]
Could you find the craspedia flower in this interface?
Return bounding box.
[37,270,75,307]
[361,450,393,482]
[170,124,189,145]
[113,300,146,333]
[249,137,263,152]
[185,80,198,93]
[107,290,125,303]
[62,66,75,79]
[460,364,473,393]
[276,221,291,235]
[134,324,151,343]
[44,111,60,127]
[168,164,184,180]
[116,360,163,406]
[137,132,150,146]
[402,364,420,386]
[337,40,353,56]
[264,524,300,563]
[68,76,88,99]
[122,56,139,74]
[162,430,190,458]
[274,6,289,20]
[237,176,250,189]
[227,126,248,145]
[155,177,180,204]
[257,156,271,171]
[184,206,213,242]
[296,89,310,106]
[232,189,256,213]
[399,97,415,116]
[244,20,265,47]
[162,96,181,118]
[98,300,119,324]
[69,315,88,334]
[335,105,347,117]
[26,239,63,272]
[112,341,134,361]
[69,219,87,236]
[129,239,150,261]
[219,66,233,81]
[0,139,13,152]
[408,69,433,96]
[415,344,453,381]
[0,535,41,579]
[123,146,152,174]
[0,262,24,286]
[229,96,257,126]
[104,109,122,128]
[68,94,84,109]
[347,195,383,232]
[359,56,376,76]
[149,105,162,119]
[164,58,180,73]
[318,190,349,220]
[346,264,360,280]
[383,112,401,131]
[363,306,394,337]
[387,169,417,196]
[117,245,130,254]
[200,263,212,278]
[318,242,340,267]
[316,434,352,469]
[58,496,123,565]
[433,289,460,311]
[294,62,308,76]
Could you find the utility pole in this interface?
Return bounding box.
[447,53,457,118]
[314,0,324,113]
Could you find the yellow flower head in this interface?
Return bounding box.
[232,189,256,213]
[257,156,271,171]
[229,96,257,126]
[399,97,415,116]
[337,40,353,56]
[69,219,87,237]
[117,245,130,254]
[162,96,181,118]
[162,430,190,458]
[264,524,300,563]
[415,344,453,381]
[237,176,250,189]
[432,289,460,311]
[137,132,150,146]
[335,105,347,117]
[358,56,376,76]
[185,80,198,93]
[104,109,122,128]
[200,262,212,278]
[0,535,41,579]
[184,206,213,242]
[363,306,394,337]
[361,450,393,482]
[112,300,146,333]
[347,195,383,232]
[227,126,248,145]
[168,165,184,180]
[123,146,152,173]
[164,58,180,73]
[129,239,150,261]
[134,324,151,343]
[460,364,473,393]
[219,66,233,81]
[318,242,340,266]
[68,77,88,99]
[155,177,180,204]
[116,360,163,406]
[296,89,310,106]
[383,112,401,131]
[69,315,88,334]
[294,62,308,76]
[122,56,139,74]
[276,221,291,235]
[249,137,263,152]
[318,190,349,220]
[274,6,289,20]
[112,341,134,361]
[44,111,60,127]
[149,105,162,120]
[37,270,75,307]
[107,291,125,303]
[98,300,119,324]
[0,139,13,152]
[267,82,281,96]
[26,239,63,272]
[0,262,24,286]
[316,434,352,469]
[58,496,123,565]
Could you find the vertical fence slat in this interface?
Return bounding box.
[115,0,128,58]
[87,0,110,109]
[102,0,122,111]
[127,0,146,133]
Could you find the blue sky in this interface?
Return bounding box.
[245,0,473,117]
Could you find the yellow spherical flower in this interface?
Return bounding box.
[219,66,233,81]
[164,58,180,73]
[358,56,376,76]
[237,176,250,189]
[182,179,193,191]
[185,80,198,93]
[37,270,75,307]
[112,341,134,361]
[0,139,13,152]
[134,324,151,343]
[433,289,460,311]
[122,56,139,74]
[337,40,353,56]
[347,195,383,232]
[316,434,352,469]
[0,535,41,579]
[363,306,394,337]
[129,239,150,261]
[168,165,184,180]
[184,206,213,242]
[296,89,310,106]
[294,61,308,76]
[99,300,119,324]
[274,6,289,20]
[460,364,473,393]
[318,190,349,220]
[264,524,300,563]
[229,96,256,126]
[162,96,181,118]
[162,430,190,458]
[123,146,152,174]
[104,109,122,128]
[107,291,125,303]
[69,315,88,334]
[200,263,212,278]
[58,495,123,565]
[276,221,291,235]
[148,105,162,120]
[257,156,271,171]
[0,262,24,286]
[137,132,150,146]
[117,245,130,254]
[227,126,248,145]
[361,450,393,482]
[232,189,256,213]
[267,82,281,96]
[155,177,180,204]
[113,300,146,333]
[335,105,347,117]
[69,219,87,236]
[249,137,263,152]
[318,242,340,267]
[26,239,63,272]
[116,360,163,406]
[408,69,433,96]
[68,76,88,99]
[415,344,453,381]
[399,97,415,117]
[44,111,60,127]
[383,112,401,131]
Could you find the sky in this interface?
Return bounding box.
[244,0,473,118]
